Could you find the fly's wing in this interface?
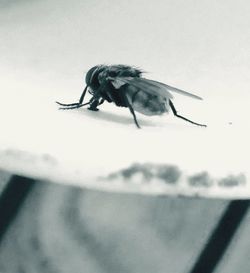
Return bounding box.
[109,77,173,100]
[149,79,203,100]
[109,77,203,100]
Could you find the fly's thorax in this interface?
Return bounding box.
[126,85,169,116]
[85,65,143,94]
[97,65,142,84]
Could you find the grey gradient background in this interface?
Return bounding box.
[1,0,250,96]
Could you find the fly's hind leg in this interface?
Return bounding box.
[169,100,207,127]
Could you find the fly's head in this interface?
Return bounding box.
[85,65,107,92]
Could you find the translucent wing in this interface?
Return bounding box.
[109,77,203,100]
[110,77,173,99]
[149,79,203,100]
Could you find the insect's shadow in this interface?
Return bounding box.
[74,108,158,127]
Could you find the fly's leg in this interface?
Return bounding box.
[169,100,207,127]
[121,92,140,129]
[128,103,141,129]
[116,86,141,128]
[88,98,105,111]
[87,83,108,111]
[56,85,88,107]
[99,99,105,106]
[57,96,95,110]
[57,101,91,110]
[58,97,104,111]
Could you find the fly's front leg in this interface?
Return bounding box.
[88,84,107,111]
[56,86,88,108]
[88,98,105,111]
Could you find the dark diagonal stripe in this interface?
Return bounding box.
[189,200,250,273]
[0,175,36,242]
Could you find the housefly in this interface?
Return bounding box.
[56,64,206,128]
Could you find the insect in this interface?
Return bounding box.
[56,64,206,128]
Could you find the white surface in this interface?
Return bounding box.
[1,0,250,199]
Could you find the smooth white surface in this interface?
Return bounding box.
[1,0,250,198]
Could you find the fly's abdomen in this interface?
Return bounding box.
[126,86,169,116]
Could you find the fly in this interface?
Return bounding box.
[56,64,206,128]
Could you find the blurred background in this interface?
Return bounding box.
[1,171,250,273]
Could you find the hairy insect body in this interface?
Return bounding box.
[56,64,206,128]
[103,84,127,107]
[98,65,142,81]
[97,65,169,116]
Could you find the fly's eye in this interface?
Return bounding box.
[85,65,100,85]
